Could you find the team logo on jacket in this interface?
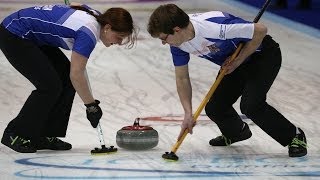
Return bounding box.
[219,25,226,39]
[207,44,220,53]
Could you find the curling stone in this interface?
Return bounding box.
[116,118,159,150]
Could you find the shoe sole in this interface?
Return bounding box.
[289,151,307,157]
[37,147,72,151]
[209,130,252,146]
[1,139,36,153]
[289,148,307,157]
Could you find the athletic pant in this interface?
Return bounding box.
[0,25,75,139]
[205,35,296,147]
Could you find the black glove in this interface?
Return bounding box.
[85,100,102,128]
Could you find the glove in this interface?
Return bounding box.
[85,100,102,128]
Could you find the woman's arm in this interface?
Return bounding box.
[69,51,95,104]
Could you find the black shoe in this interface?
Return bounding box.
[288,128,307,157]
[36,137,72,150]
[209,123,252,146]
[1,131,36,153]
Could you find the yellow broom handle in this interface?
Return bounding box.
[170,43,244,153]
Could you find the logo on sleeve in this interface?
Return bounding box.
[207,44,220,53]
[219,25,226,39]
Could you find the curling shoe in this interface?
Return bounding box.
[1,130,36,153]
[36,137,72,150]
[209,122,252,146]
[288,128,307,157]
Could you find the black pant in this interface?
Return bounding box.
[0,25,75,139]
[205,35,296,147]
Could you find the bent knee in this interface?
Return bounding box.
[240,100,266,118]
